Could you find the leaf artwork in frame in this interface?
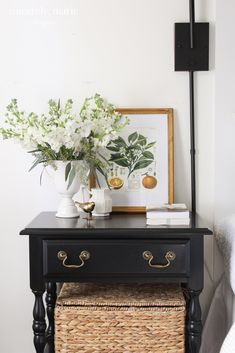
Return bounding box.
[98,108,174,213]
[107,132,156,178]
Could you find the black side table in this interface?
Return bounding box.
[20,212,212,353]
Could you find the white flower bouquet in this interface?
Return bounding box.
[0,94,127,187]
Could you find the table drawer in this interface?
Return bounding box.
[43,239,190,278]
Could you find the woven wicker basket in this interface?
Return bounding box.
[55,283,185,353]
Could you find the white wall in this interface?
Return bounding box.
[0,1,215,352]
[214,0,235,220]
[212,0,235,287]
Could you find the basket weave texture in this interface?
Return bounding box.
[55,283,185,353]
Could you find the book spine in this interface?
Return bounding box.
[146,218,190,225]
[146,212,190,219]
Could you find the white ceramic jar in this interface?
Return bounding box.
[90,188,112,216]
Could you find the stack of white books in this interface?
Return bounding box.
[146,203,190,225]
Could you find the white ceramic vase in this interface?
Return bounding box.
[53,161,81,218]
[90,188,112,216]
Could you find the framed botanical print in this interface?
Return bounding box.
[98,108,174,212]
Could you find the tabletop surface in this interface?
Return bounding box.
[20,212,213,236]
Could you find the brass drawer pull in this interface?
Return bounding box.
[143,250,176,269]
[57,250,90,268]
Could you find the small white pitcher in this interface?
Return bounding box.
[89,188,112,217]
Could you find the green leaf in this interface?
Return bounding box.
[106,146,120,152]
[109,153,123,161]
[128,132,138,144]
[133,159,153,171]
[126,144,141,151]
[39,167,45,186]
[95,164,110,188]
[65,162,71,181]
[112,136,127,147]
[142,151,154,159]
[109,154,129,167]
[113,159,129,167]
[28,160,40,172]
[28,156,45,172]
[96,164,106,177]
[138,155,146,161]
[27,149,41,153]
[94,169,101,188]
[138,134,147,146]
[145,141,156,149]
[67,165,76,189]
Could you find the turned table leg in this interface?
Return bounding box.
[32,290,46,353]
[186,289,203,353]
[45,282,57,353]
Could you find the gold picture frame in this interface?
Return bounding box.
[92,108,174,213]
